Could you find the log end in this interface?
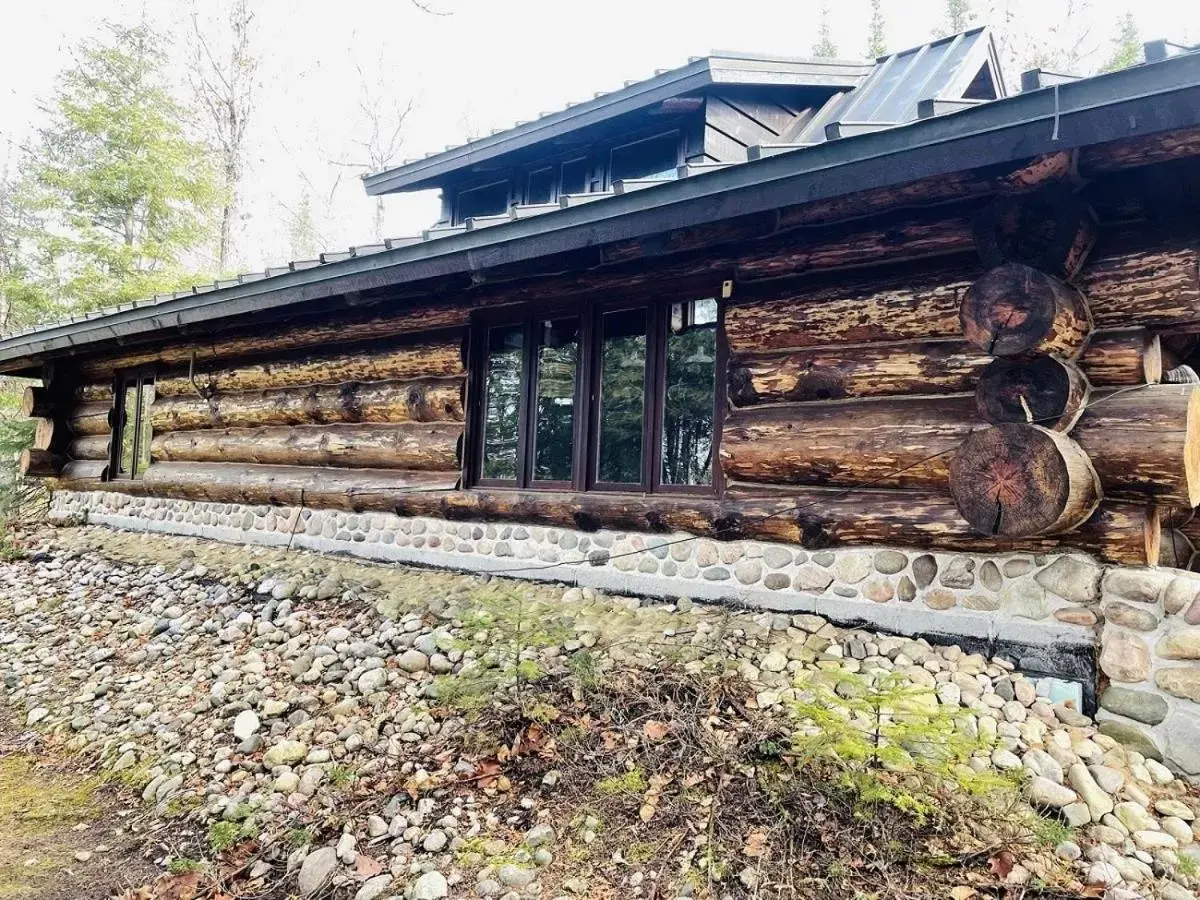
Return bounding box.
[975,356,1089,432]
[950,424,1101,537]
[961,263,1091,358]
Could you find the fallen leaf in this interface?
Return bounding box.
[639,802,657,822]
[950,887,977,900]
[355,855,383,877]
[643,720,670,741]
[743,830,768,858]
[158,872,201,900]
[988,850,1014,880]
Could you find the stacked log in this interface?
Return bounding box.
[19,378,112,480]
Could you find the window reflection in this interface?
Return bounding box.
[533,319,578,482]
[482,325,524,480]
[662,298,717,486]
[597,308,647,484]
[118,379,138,478]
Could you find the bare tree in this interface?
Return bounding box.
[335,56,415,242]
[190,0,258,274]
[812,5,839,58]
[867,0,887,57]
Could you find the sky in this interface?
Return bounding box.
[2,0,1198,276]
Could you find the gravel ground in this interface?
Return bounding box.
[1,525,1199,899]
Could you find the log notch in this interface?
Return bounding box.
[960,263,1093,358]
[728,329,1161,407]
[949,424,1101,537]
[974,356,1089,431]
[150,377,464,432]
[155,338,464,398]
[150,423,461,471]
[721,388,1199,505]
[972,191,1097,279]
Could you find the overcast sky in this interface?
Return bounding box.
[2,0,1198,275]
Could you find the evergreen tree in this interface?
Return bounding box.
[936,0,974,37]
[27,22,220,312]
[1101,12,1142,73]
[867,0,887,57]
[812,5,839,58]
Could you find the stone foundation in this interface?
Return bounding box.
[52,488,1200,772]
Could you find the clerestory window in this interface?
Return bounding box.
[469,296,721,493]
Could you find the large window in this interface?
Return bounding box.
[455,181,511,224]
[111,372,155,480]
[469,297,721,493]
[609,132,679,184]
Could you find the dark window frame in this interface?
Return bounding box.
[465,291,725,497]
[108,369,156,481]
[606,130,682,188]
[453,179,513,225]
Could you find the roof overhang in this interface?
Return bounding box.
[5,50,1200,374]
[362,53,871,194]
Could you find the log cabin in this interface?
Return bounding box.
[10,28,1200,769]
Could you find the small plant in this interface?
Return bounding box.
[286,827,313,847]
[566,649,601,690]
[595,768,648,796]
[1031,815,1073,847]
[167,858,204,875]
[207,818,256,853]
[1179,854,1199,878]
[328,765,357,789]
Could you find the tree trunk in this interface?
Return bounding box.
[78,304,470,379]
[1079,330,1162,386]
[974,356,1089,431]
[150,423,462,471]
[155,338,464,398]
[149,377,464,432]
[139,462,459,506]
[949,424,1101,537]
[1077,385,1200,507]
[960,263,1092,358]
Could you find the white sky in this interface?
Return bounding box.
[2,0,1197,275]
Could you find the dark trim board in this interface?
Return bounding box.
[3,50,1200,374]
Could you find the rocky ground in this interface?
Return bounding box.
[1,525,1200,899]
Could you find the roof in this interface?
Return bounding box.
[1,34,1199,374]
[361,51,873,194]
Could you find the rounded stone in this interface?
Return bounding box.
[1104,601,1159,632]
[896,576,916,602]
[1054,606,1098,626]
[938,557,975,589]
[924,589,957,610]
[763,573,790,591]
[1157,629,1200,660]
[233,709,260,741]
[1097,720,1163,762]
[702,567,730,582]
[962,594,1002,611]
[911,554,937,588]
[792,565,833,593]
[733,560,763,585]
[762,546,793,569]
[872,550,908,575]
[1156,666,1200,702]
[979,560,1003,592]
[1035,556,1102,603]
[1099,631,1151,683]
[832,553,871,585]
[862,579,894,603]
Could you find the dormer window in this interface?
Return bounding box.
[560,157,589,196]
[610,132,679,184]
[527,167,555,204]
[455,180,510,224]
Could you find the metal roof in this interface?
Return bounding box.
[1,35,1199,373]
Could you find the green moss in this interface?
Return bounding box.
[595,768,647,796]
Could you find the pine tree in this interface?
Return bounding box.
[1101,12,1142,73]
[867,0,887,57]
[27,22,220,312]
[812,4,839,58]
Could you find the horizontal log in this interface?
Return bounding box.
[1080,236,1200,329]
[76,383,113,403]
[155,339,464,398]
[60,459,107,481]
[721,385,1200,506]
[149,377,464,432]
[19,449,64,477]
[728,330,1162,406]
[960,263,1092,359]
[138,462,459,506]
[53,477,1158,566]
[32,418,55,451]
[21,386,51,418]
[150,423,462,471]
[1080,330,1162,386]
[68,401,112,436]
[78,301,470,379]
[68,434,111,461]
[1078,125,1200,176]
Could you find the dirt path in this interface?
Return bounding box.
[0,722,159,899]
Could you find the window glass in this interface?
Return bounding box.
[481,325,524,480]
[117,379,139,478]
[527,167,555,205]
[531,319,578,482]
[662,299,718,485]
[610,133,678,183]
[597,308,647,484]
[560,157,588,195]
[136,380,155,476]
[456,181,510,223]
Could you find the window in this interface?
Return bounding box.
[469,296,722,493]
[455,181,510,224]
[111,372,155,480]
[526,167,555,205]
[609,132,679,183]
[560,157,589,196]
